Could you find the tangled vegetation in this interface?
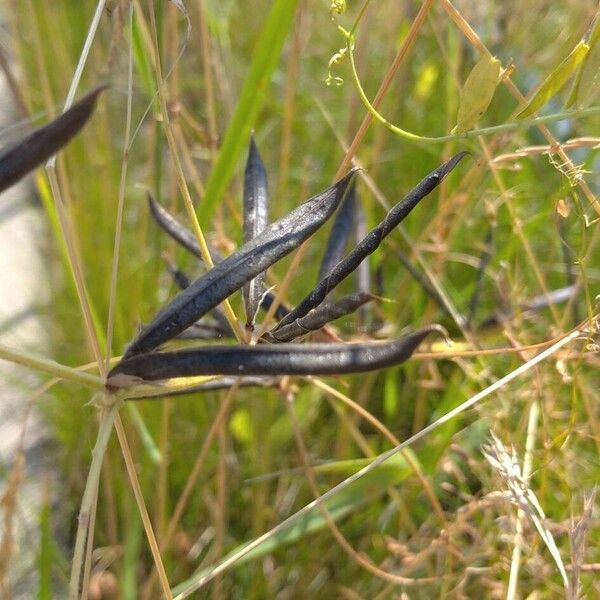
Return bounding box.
[0,0,598,598]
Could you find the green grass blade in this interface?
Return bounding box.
[125,403,162,465]
[518,40,589,118]
[38,497,53,600]
[171,454,412,597]
[122,509,143,600]
[131,13,156,101]
[197,0,300,224]
[35,176,107,353]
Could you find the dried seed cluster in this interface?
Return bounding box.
[108,142,468,391]
[0,92,467,393]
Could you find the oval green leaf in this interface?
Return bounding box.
[575,37,600,107]
[519,40,589,118]
[452,55,501,134]
[566,16,600,108]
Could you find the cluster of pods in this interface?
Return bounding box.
[0,86,468,393]
[107,142,467,390]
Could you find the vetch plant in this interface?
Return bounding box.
[2,2,598,598]
[106,143,468,392]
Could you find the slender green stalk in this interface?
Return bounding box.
[198,0,300,223]
[125,404,162,465]
[45,168,107,377]
[105,1,134,372]
[47,0,107,169]
[69,402,121,599]
[345,31,600,144]
[0,342,104,389]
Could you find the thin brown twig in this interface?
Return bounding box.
[143,382,239,597]
[491,138,600,164]
[114,413,173,600]
[284,387,442,587]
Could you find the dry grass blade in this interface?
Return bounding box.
[267,292,372,342]
[482,433,570,593]
[242,135,269,324]
[568,490,597,599]
[275,153,469,331]
[108,327,436,384]
[0,86,105,193]
[318,179,356,280]
[121,169,357,359]
[128,376,278,400]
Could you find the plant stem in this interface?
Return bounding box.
[345,32,600,144]
[69,401,120,599]
[0,343,104,389]
[142,1,245,342]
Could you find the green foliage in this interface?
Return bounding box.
[1,1,598,598]
[519,40,589,117]
[452,55,501,133]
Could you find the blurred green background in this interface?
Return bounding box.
[0,0,598,597]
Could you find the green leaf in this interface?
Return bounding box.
[197,0,300,224]
[171,454,412,596]
[518,40,589,118]
[577,41,600,107]
[565,16,600,108]
[451,55,501,134]
[130,14,155,100]
[38,498,53,600]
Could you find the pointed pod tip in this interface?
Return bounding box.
[245,133,265,173]
[249,131,256,148]
[90,82,110,96]
[408,324,448,348]
[0,83,109,194]
[146,191,161,215]
[327,169,359,206]
[440,151,471,177]
[78,84,109,109]
[336,166,360,188]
